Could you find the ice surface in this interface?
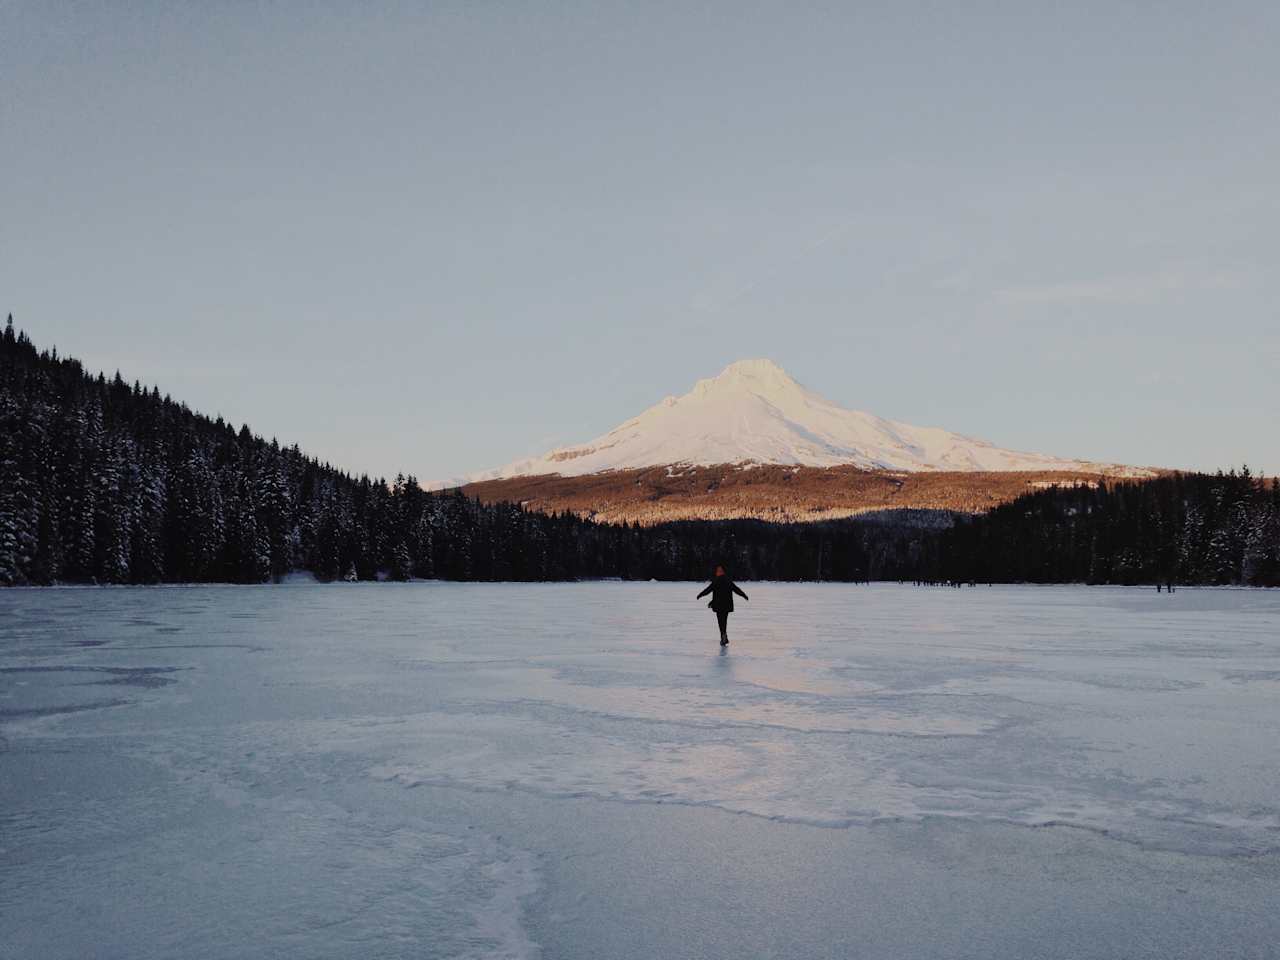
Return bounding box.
[2,583,1278,958]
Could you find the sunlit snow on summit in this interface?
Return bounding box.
[467,359,1135,482]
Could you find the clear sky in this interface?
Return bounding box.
[3,2,1277,480]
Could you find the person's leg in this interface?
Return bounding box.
[717,610,729,643]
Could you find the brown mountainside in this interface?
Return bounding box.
[457,464,1130,525]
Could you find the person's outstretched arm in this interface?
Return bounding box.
[696,583,713,599]
[732,582,749,600]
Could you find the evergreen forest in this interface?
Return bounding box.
[2,318,1276,587]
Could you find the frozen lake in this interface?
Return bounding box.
[3,583,1279,959]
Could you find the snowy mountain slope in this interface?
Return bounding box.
[466,359,1140,482]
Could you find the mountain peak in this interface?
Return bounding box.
[719,358,790,378]
[712,358,796,387]
[693,358,809,402]
[460,362,1139,483]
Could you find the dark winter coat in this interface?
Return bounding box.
[697,576,749,613]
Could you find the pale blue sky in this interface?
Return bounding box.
[3,2,1277,480]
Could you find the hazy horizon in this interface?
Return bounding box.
[3,3,1277,479]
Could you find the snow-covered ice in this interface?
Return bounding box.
[2,583,1278,958]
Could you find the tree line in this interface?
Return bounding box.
[1,317,1276,587]
[0,318,921,585]
[932,469,1280,587]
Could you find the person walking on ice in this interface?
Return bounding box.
[697,565,749,646]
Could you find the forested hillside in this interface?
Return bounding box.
[0,318,922,585]
[459,463,1126,524]
[936,469,1280,586]
[1,317,1276,587]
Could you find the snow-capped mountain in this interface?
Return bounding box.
[466,359,1133,482]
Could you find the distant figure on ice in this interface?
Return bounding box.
[697,566,749,646]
